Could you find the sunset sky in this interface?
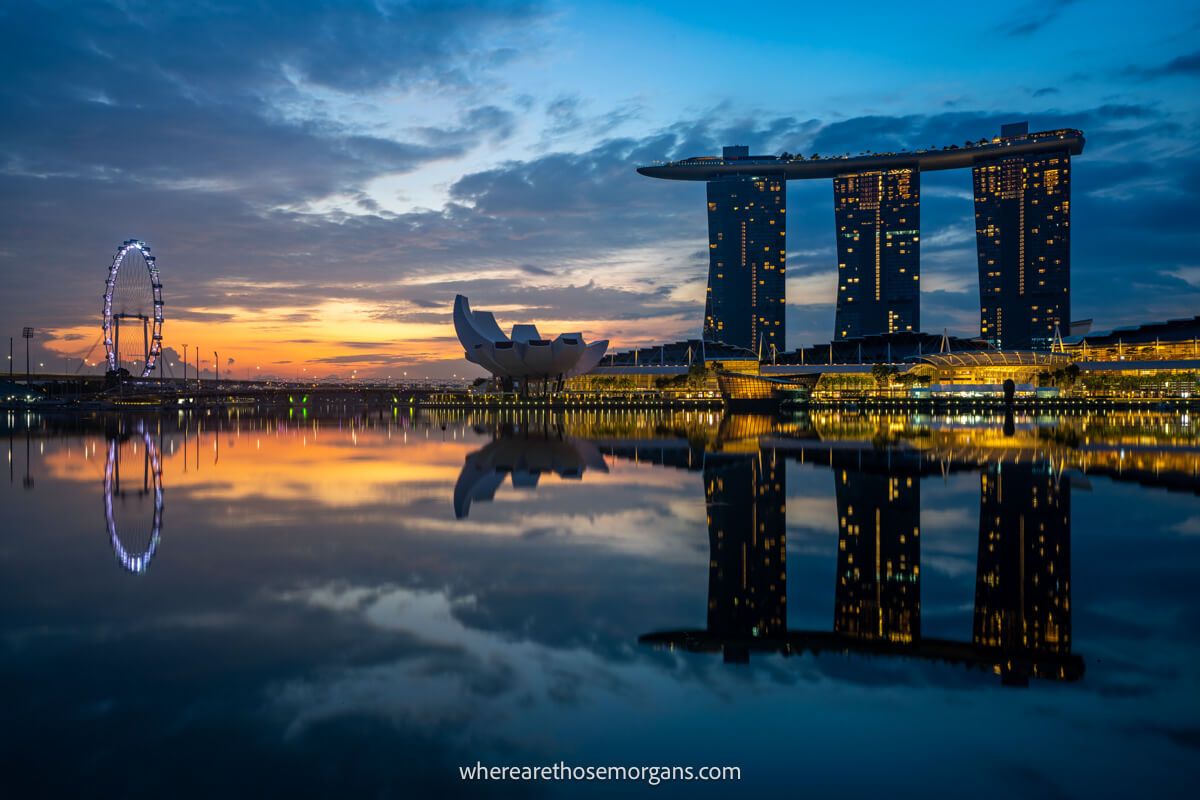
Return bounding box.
[2,0,1197,379]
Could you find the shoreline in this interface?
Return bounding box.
[7,395,1196,414]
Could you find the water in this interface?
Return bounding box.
[2,408,1198,798]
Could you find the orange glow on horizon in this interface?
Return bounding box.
[37,298,698,379]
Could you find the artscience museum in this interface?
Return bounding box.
[453,295,609,390]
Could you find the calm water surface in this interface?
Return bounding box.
[2,408,1198,798]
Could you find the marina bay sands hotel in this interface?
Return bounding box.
[637,122,1084,353]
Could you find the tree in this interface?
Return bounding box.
[871,363,898,394]
[1062,363,1081,392]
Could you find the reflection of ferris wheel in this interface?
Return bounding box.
[103,239,164,377]
[103,427,164,574]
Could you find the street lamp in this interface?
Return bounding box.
[22,327,33,383]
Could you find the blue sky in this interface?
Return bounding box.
[1,0,1197,377]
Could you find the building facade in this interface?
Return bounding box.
[452,295,608,390]
[833,168,921,340]
[973,122,1073,350]
[704,146,786,354]
[639,123,1084,355]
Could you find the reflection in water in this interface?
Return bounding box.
[703,452,787,659]
[834,457,921,644]
[639,443,1082,686]
[103,424,164,574]
[7,413,36,489]
[975,462,1072,683]
[0,407,1197,795]
[453,422,609,518]
[458,413,1095,684]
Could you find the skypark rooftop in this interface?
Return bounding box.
[637,127,1085,181]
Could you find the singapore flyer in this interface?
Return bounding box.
[102,239,164,378]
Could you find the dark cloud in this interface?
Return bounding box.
[412,105,518,148]
[310,353,408,366]
[996,0,1078,37]
[1125,50,1200,79]
[389,279,694,328]
[0,2,1196,361]
[0,1,542,208]
[541,95,644,142]
[545,94,584,135]
[803,105,1161,158]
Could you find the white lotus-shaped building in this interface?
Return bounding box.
[453,295,608,382]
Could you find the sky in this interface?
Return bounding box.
[1,0,1197,380]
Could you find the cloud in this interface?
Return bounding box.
[996,0,1078,37]
[545,94,585,135]
[1125,50,1200,79]
[0,3,1198,378]
[0,0,545,209]
[411,105,519,149]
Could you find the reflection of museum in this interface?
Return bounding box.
[453,412,1100,686]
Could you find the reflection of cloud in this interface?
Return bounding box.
[920,507,974,533]
[1164,267,1200,290]
[785,495,839,535]
[923,554,977,579]
[50,432,471,509]
[1170,515,1200,536]
[268,583,651,739]
[423,489,707,565]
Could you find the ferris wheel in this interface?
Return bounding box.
[103,239,164,377]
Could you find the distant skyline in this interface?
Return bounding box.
[2,0,1197,379]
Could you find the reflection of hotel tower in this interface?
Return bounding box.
[834,468,921,643]
[974,463,1071,682]
[641,443,1080,684]
[704,451,787,659]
